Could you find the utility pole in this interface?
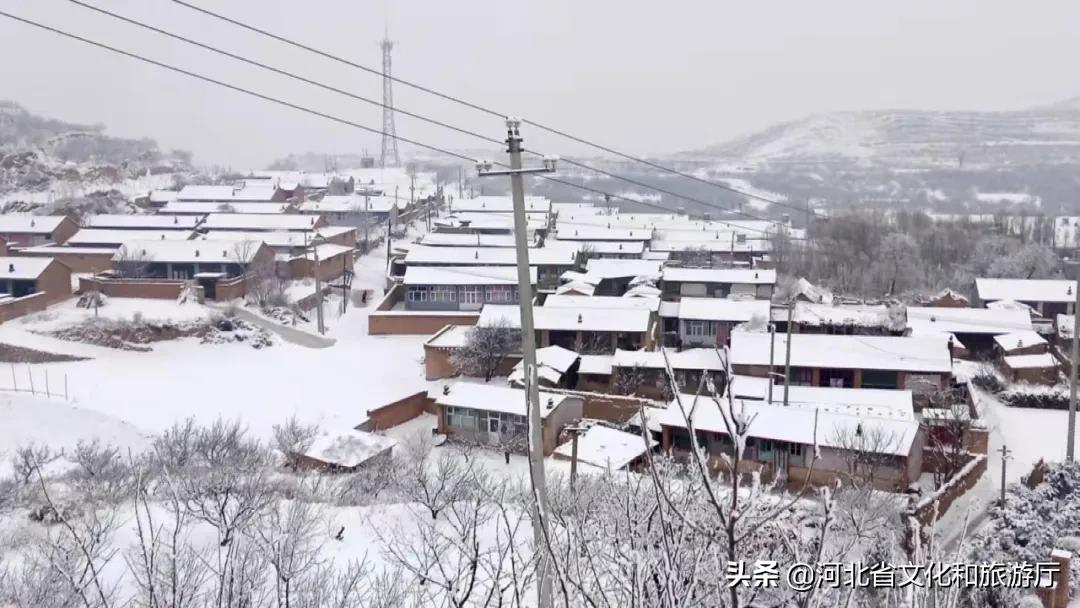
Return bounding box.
[386,213,393,275]
[767,319,776,404]
[363,192,370,254]
[783,302,794,406]
[477,118,558,608]
[1070,272,1079,461]
[458,165,463,198]
[309,234,326,335]
[998,444,1012,506]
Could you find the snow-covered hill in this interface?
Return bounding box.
[685,97,1080,169]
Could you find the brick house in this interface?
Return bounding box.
[0,215,79,247]
[661,267,776,302]
[479,303,656,354]
[656,392,923,491]
[433,382,583,455]
[0,256,72,304]
[729,331,953,397]
[975,278,1076,320]
[674,298,771,348]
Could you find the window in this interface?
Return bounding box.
[789,443,803,456]
[685,320,714,337]
[671,428,693,451]
[407,286,431,302]
[460,285,482,305]
[446,406,478,431]
[862,369,899,390]
[487,285,514,303]
[432,285,457,303]
[680,283,707,297]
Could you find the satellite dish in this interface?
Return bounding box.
[432,433,448,447]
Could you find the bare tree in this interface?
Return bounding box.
[114,245,153,279]
[399,433,467,521]
[450,321,520,382]
[10,443,56,486]
[271,416,319,468]
[829,424,904,490]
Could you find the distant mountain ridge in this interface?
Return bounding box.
[684,97,1080,168]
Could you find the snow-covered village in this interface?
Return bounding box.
[3,2,1080,607]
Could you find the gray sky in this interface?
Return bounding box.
[2,0,1078,168]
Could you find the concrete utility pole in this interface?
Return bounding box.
[783,303,794,406]
[767,319,776,404]
[477,118,558,608]
[998,444,1012,506]
[309,234,325,335]
[1070,273,1080,461]
[363,192,370,253]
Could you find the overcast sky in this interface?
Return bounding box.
[2,0,1078,168]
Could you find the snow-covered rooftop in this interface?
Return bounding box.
[479,304,653,333]
[993,330,1047,352]
[288,243,354,261]
[649,239,771,253]
[578,354,614,375]
[678,297,770,322]
[299,195,397,214]
[68,228,196,246]
[662,267,776,285]
[548,239,645,255]
[553,424,656,470]
[509,345,580,386]
[656,395,918,456]
[82,214,202,230]
[201,228,349,249]
[976,278,1077,304]
[160,201,292,215]
[0,256,59,280]
[584,258,663,279]
[730,330,952,373]
[404,245,578,267]
[302,430,397,468]
[424,324,471,349]
[0,215,69,234]
[451,196,551,214]
[403,266,532,286]
[728,376,915,420]
[612,348,724,371]
[177,184,282,202]
[1002,353,1057,369]
[434,382,573,419]
[906,306,1032,336]
[543,294,660,313]
[785,302,902,330]
[419,233,517,248]
[554,225,652,241]
[202,213,322,231]
[554,281,595,296]
[987,299,1036,314]
[112,239,264,264]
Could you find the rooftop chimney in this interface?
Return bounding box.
[195,250,200,258]
[577,313,583,324]
[7,263,13,272]
[442,385,450,395]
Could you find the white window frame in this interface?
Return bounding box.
[460,285,482,305]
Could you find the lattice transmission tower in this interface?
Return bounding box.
[379,30,400,168]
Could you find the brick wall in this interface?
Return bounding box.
[905,453,988,541]
[79,276,190,300]
[369,312,479,335]
[361,391,435,431]
[581,393,653,424]
[0,292,48,323]
[36,260,72,304]
[213,275,249,301]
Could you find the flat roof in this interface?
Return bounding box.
[82,214,202,230]
[112,239,264,264]
[906,306,1033,335]
[0,215,69,234]
[403,266,532,286]
[657,394,918,456]
[976,278,1077,304]
[678,297,770,322]
[404,245,578,267]
[160,201,290,214]
[993,330,1047,351]
[662,267,776,285]
[0,256,57,279]
[202,213,322,231]
[553,424,656,470]
[730,330,952,373]
[68,228,196,246]
[302,430,397,468]
[543,294,660,313]
[1003,353,1057,369]
[479,304,652,333]
[584,258,663,279]
[434,382,573,420]
[612,348,724,371]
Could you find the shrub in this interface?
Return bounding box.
[999,383,1069,409]
[971,367,1006,394]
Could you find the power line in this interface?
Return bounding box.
[0,9,778,236]
[62,0,792,232]
[169,0,812,217]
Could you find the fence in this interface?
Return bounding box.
[0,363,71,400]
